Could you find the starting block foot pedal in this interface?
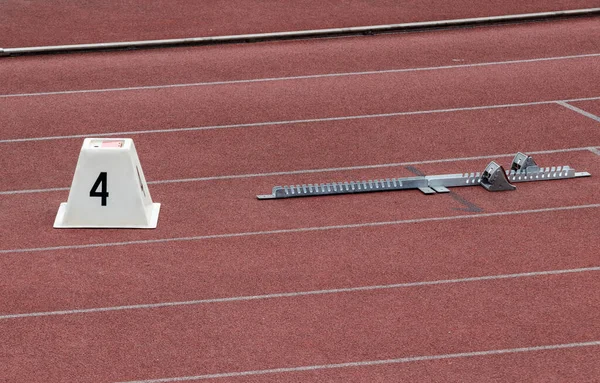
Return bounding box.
[511,152,539,172]
[480,161,516,192]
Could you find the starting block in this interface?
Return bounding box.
[54,138,160,228]
[257,152,591,199]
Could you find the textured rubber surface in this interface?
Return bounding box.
[1,16,599,383]
[1,0,599,48]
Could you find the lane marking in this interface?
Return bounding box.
[0,186,70,195]
[117,340,600,382]
[556,101,600,123]
[1,146,597,196]
[2,53,599,98]
[2,265,599,320]
[1,95,600,144]
[1,204,598,255]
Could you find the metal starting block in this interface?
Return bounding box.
[256,152,591,200]
[480,161,515,192]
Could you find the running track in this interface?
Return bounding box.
[1,17,600,383]
[2,0,599,47]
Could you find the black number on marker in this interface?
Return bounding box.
[90,172,109,206]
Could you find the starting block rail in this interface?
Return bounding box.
[257,152,591,200]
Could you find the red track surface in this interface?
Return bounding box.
[1,0,599,47]
[3,273,600,382]
[3,18,599,95]
[1,16,600,383]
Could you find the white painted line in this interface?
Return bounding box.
[117,340,600,382]
[2,265,599,320]
[0,187,70,195]
[1,146,597,196]
[2,53,599,98]
[0,204,598,255]
[1,96,600,144]
[149,146,599,183]
[557,101,600,123]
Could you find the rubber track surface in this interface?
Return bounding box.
[1,16,599,383]
[0,0,598,47]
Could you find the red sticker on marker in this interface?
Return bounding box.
[101,141,124,148]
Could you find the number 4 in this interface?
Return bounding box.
[90,172,109,206]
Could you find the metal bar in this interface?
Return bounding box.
[506,166,590,182]
[2,8,599,56]
[257,153,591,200]
[257,173,486,199]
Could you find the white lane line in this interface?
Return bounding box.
[0,187,70,195]
[1,95,600,144]
[150,146,599,182]
[117,340,600,382]
[556,101,600,123]
[2,53,599,99]
[0,204,598,255]
[2,265,599,320]
[1,146,597,196]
